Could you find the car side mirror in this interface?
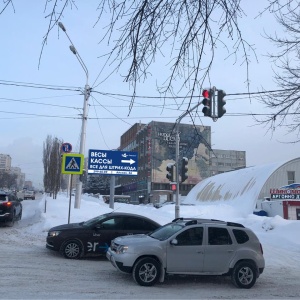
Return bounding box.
[18,198,23,201]
[170,238,178,245]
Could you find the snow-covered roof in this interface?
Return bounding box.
[184,160,290,214]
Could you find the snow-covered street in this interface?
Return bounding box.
[1,194,300,299]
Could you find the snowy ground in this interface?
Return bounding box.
[1,193,300,299]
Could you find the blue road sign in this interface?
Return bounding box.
[87,150,138,176]
[61,153,84,175]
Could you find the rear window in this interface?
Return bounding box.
[0,194,7,201]
[232,229,249,244]
[208,227,232,245]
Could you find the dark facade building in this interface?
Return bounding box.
[117,121,211,204]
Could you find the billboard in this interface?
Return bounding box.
[149,121,211,184]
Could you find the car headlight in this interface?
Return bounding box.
[116,245,128,254]
[48,231,61,237]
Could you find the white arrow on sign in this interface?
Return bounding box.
[121,159,135,165]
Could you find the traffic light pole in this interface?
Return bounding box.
[175,100,202,218]
[175,125,180,219]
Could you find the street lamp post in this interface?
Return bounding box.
[58,22,90,209]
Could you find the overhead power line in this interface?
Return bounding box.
[93,88,293,99]
[0,110,81,119]
[0,95,82,110]
[1,78,293,99]
[0,79,81,92]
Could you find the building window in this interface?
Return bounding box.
[287,171,295,185]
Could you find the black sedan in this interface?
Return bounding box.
[46,212,161,259]
[0,191,23,226]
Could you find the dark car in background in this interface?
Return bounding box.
[46,212,161,259]
[0,191,23,226]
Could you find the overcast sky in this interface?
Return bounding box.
[1,1,299,187]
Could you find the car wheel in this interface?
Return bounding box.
[62,240,83,259]
[231,261,257,289]
[17,210,22,221]
[7,211,15,227]
[132,257,160,286]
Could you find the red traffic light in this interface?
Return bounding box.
[202,88,213,117]
[202,89,210,98]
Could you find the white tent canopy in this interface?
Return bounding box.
[184,160,291,215]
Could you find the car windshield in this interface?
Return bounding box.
[82,214,110,227]
[149,223,184,241]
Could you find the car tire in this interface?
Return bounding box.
[231,261,257,289]
[132,257,161,286]
[62,240,83,259]
[17,210,22,221]
[7,211,15,227]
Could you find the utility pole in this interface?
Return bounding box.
[75,82,90,208]
[175,100,202,218]
[58,22,90,209]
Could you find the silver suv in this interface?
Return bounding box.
[106,218,265,288]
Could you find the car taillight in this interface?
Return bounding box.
[260,243,264,255]
[2,201,12,207]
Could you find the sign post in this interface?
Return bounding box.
[68,175,73,224]
[109,176,115,210]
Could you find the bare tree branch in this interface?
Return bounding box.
[38,0,78,69]
[257,0,300,141]
[0,0,14,15]
[95,0,256,114]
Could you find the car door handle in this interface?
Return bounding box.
[197,251,203,254]
[227,250,234,253]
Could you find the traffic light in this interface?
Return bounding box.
[181,157,188,183]
[166,163,175,182]
[217,89,226,118]
[202,89,213,117]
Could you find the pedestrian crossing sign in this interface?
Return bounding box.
[61,153,84,174]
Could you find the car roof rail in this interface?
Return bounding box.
[185,220,198,226]
[171,218,244,228]
[172,217,198,223]
[226,221,245,228]
[172,217,183,222]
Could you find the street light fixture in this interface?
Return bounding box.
[58,22,90,209]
